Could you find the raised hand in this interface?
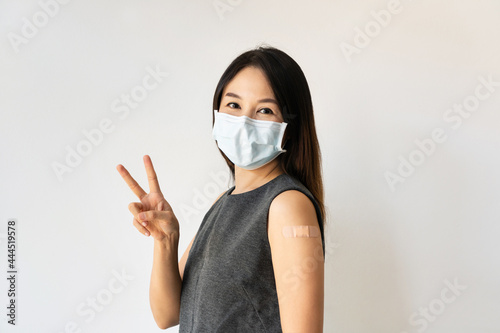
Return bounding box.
[116,155,179,241]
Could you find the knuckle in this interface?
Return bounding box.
[128,202,142,214]
[133,219,144,231]
[166,211,178,223]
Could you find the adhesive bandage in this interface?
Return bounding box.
[282,225,320,238]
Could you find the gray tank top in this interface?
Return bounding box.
[179,173,325,332]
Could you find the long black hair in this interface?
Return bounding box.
[212,45,326,226]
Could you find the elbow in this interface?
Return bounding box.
[155,320,178,330]
[154,315,179,330]
[149,294,181,329]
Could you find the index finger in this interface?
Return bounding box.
[116,164,147,200]
[143,155,162,194]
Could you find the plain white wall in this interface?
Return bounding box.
[1,0,499,332]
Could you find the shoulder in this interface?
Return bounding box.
[269,189,317,221]
[267,174,323,233]
[268,187,324,257]
[268,189,320,238]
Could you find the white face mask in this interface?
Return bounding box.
[212,110,288,170]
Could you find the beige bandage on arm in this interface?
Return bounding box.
[282,225,320,238]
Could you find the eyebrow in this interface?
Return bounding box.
[224,92,279,105]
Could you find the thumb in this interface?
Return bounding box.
[128,202,144,216]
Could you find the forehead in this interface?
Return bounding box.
[222,66,275,98]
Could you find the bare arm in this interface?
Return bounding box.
[268,190,325,333]
[148,230,196,329]
[117,156,227,329]
[149,234,182,328]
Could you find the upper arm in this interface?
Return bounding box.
[268,190,324,333]
[178,190,226,280]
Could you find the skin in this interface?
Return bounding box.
[116,65,324,332]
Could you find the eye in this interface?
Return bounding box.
[258,108,274,115]
[227,102,240,109]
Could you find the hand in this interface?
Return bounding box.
[116,155,179,242]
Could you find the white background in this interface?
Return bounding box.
[1,0,499,332]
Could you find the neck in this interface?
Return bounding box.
[232,160,284,195]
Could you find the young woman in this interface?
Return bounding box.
[117,45,326,332]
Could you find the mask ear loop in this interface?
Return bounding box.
[281,122,289,151]
[281,105,294,150]
[282,138,288,150]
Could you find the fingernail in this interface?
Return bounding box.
[139,212,145,220]
[145,231,150,236]
[141,222,147,227]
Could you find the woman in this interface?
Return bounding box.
[117,45,326,332]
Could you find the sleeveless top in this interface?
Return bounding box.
[179,173,325,332]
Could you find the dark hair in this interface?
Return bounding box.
[212,45,326,227]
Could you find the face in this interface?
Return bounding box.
[219,66,284,123]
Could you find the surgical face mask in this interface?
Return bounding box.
[212,109,288,170]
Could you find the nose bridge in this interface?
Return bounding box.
[241,100,259,119]
[239,104,254,119]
